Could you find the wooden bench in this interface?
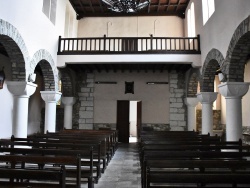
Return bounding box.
[0,155,82,187]
[30,133,113,164]
[0,167,66,188]
[1,137,103,181]
[0,147,94,188]
[139,131,250,188]
[144,159,250,188]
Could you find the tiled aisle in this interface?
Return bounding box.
[82,143,141,188]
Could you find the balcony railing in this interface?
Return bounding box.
[57,35,201,55]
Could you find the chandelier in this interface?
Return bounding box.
[102,0,150,13]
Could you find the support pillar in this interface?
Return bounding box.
[197,92,217,135]
[61,97,76,129]
[40,91,61,133]
[7,81,37,138]
[184,97,199,131]
[218,82,249,141]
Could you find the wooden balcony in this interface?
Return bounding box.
[57,35,201,55]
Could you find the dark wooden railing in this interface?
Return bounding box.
[57,35,201,55]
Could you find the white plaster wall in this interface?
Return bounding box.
[94,71,169,124]
[28,72,44,135]
[78,16,184,37]
[185,0,250,64]
[184,0,250,129]
[0,0,78,137]
[0,55,13,138]
[243,61,250,127]
[129,101,137,137]
[0,0,76,63]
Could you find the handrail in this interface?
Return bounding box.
[57,35,201,55]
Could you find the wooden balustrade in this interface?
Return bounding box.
[57,35,201,55]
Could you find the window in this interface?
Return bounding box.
[187,2,196,37]
[202,0,215,25]
[42,0,57,25]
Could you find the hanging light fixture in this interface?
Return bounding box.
[0,67,5,89]
[102,0,150,13]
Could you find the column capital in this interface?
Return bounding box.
[40,91,62,102]
[197,92,217,104]
[61,97,76,106]
[218,82,250,99]
[184,97,199,107]
[7,81,37,96]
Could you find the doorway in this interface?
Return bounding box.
[117,100,142,143]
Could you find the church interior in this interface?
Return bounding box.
[0,0,250,187]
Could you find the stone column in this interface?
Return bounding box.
[7,81,37,138]
[40,91,62,133]
[61,97,76,129]
[184,97,199,131]
[218,82,249,141]
[197,92,218,135]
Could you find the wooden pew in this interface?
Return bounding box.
[148,172,250,188]
[0,155,80,187]
[0,167,66,188]
[53,129,118,153]
[139,131,250,188]
[2,137,103,181]
[144,159,250,188]
[0,147,94,188]
[30,133,113,165]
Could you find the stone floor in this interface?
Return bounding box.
[81,142,141,188]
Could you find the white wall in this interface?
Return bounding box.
[185,0,250,64]
[0,0,78,138]
[184,0,250,128]
[0,55,13,138]
[129,101,137,137]
[78,16,184,37]
[94,71,169,124]
[28,71,44,135]
[243,60,250,127]
[0,0,66,62]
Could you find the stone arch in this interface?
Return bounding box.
[0,19,30,81]
[223,15,250,81]
[30,50,59,91]
[59,68,74,96]
[187,69,200,97]
[201,49,224,92]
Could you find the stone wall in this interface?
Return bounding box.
[169,71,187,131]
[93,123,170,131]
[93,123,116,130]
[196,109,222,131]
[141,123,170,131]
[78,72,95,129]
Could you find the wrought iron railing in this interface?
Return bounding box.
[57,35,201,55]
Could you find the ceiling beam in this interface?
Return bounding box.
[157,0,161,12]
[166,0,171,12]
[85,64,93,72]
[77,0,86,13]
[175,0,181,12]
[98,0,104,12]
[87,0,95,13]
[103,64,109,72]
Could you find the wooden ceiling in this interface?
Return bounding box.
[69,0,190,19]
[66,63,192,73]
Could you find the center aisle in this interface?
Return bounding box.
[83,143,141,188]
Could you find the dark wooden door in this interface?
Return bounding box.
[137,101,142,139]
[117,100,130,143]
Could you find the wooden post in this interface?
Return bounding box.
[58,36,61,53]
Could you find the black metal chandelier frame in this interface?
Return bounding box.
[102,0,150,13]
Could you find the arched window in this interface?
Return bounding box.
[202,0,215,25]
[187,2,196,37]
